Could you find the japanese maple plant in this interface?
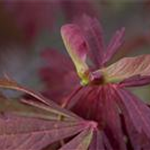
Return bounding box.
[0,15,150,150]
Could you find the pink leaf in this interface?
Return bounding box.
[122,113,150,150]
[102,85,127,150]
[0,114,87,150]
[0,78,97,150]
[120,75,150,87]
[103,27,125,65]
[0,78,79,120]
[61,24,89,81]
[89,129,114,150]
[116,88,150,139]
[102,54,150,83]
[59,122,96,150]
[78,14,105,68]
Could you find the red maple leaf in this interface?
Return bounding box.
[0,78,113,150]
[40,14,150,149]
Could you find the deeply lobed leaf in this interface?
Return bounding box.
[0,114,87,150]
[0,78,100,150]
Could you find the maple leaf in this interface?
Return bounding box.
[101,54,150,84]
[0,77,113,150]
[41,14,150,149]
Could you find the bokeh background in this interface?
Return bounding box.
[0,0,150,103]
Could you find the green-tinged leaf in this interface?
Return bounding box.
[59,122,96,150]
[101,54,150,83]
[61,24,89,85]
